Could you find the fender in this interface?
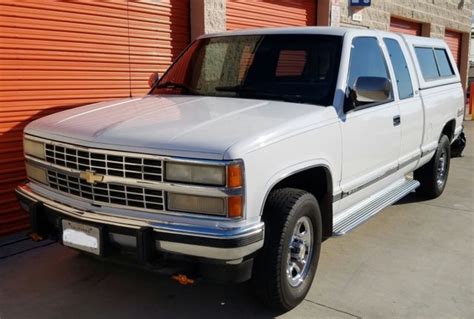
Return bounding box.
[258,159,337,216]
[418,117,456,169]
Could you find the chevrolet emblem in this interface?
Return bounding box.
[79,170,104,185]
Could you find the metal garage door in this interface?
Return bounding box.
[445,29,462,68]
[226,0,316,30]
[0,0,189,236]
[389,17,421,36]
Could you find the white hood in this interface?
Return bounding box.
[26,95,330,160]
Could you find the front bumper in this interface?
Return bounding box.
[15,184,264,263]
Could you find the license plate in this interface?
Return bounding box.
[62,220,101,255]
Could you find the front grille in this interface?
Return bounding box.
[45,143,163,182]
[47,170,165,211]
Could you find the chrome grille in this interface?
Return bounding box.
[47,170,165,211]
[45,143,163,182]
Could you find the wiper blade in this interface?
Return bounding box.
[154,81,199,95]
[215,85,252,92]
[265,93,304,103]
[215,85,303,103]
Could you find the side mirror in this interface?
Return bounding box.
[344,76,392,112]
[148,72,160,88]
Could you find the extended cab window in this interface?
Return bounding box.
[347,37,390,91]
[384,38,414,100]
[434,49,455,77]
[151,34,343,106]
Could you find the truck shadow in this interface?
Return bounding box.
[392,192,422,205]
[71,252,279,319]
[1,244,280,319]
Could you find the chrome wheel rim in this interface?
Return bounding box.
[286,216,313,288]
[436,149,448,188]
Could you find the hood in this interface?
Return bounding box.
[26,95,330,160]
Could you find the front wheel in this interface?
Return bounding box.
[415,135,451,199]
[252,188,322,311]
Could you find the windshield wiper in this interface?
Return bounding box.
[154,81,199,95]
[215,85,304,103]
[215,85,258,93]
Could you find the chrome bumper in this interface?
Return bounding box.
[16,184,264,262]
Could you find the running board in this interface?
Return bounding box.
[333,179,420,236]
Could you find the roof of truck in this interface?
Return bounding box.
[402,34,447,47]
[200,27,448,47]
[200,26,350,38]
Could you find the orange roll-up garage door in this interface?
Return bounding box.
[0,0,189,236]
[128,1,190,96]
[445,29,462,68]
[389,17,421,36]
[226,0,316,30]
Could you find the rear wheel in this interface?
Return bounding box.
[415,135,451,199]
[252,188,322,311]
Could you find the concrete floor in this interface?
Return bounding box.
[1,122,473,319]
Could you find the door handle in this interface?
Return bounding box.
[393,115,401,126]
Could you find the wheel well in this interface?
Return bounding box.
[267,166,333,239]
[442,119,456,142]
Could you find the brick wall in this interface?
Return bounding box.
[338,0,471,37]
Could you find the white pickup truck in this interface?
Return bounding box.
[16,27,465,311]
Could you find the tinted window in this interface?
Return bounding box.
[384,38,414,100]
[434,49,454,77]
[275,50,306,76]
[347,37,390,90]
[153,35,343,106]
[415,47,439,80]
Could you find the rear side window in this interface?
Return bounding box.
[384,38,414,100]
[415,47,439,80]
[415,47,456,81]
[347,37,390,90]
[434,49,454,77]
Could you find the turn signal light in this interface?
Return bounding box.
[228,196,243,218]
[227,164,242,188]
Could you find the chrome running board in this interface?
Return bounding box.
[333,179,420,236]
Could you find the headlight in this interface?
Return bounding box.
[168,193,225,216]
[165,163,226,186]
[24,138,45,159]
[165,161,244,218]
[25,162,48,184]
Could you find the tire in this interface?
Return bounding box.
[415,135,451,199]
[252,188,322,312]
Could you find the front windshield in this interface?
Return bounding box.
[151,34,343,106]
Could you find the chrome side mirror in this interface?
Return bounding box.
[345,76,392,112]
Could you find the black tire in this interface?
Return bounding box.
[252,188,322,312]
[415,135,451,199]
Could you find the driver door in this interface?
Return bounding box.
[338,36,401,211]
